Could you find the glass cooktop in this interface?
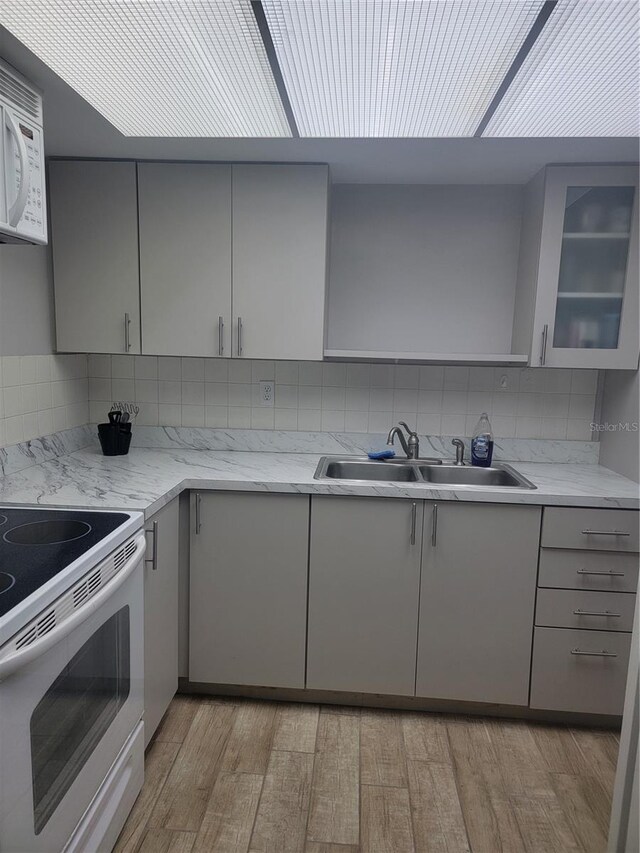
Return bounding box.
[0,507,130,618]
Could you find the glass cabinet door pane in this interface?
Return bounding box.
[553,185,634,349]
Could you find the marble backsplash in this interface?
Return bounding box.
[0,423,599,479]
[127,426,600,464]
[0,424,95,477]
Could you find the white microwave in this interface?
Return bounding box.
[0,58,47,245]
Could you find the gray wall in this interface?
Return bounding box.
[327,184,523,354]
[599,369,640,483]
[0,245,56,355]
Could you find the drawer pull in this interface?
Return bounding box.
[573,609,621,618]
[582,529,630,536]
[571,648,617,658]
[577,569,625,577]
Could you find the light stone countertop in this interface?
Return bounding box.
[0,446,637,518]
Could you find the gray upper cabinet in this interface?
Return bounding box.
[307,495,423,696]
[138,163,232,357]
[144,497,179,746]
[189,492,309,689]
[50,160,141,354]
[50,160,328,359]
[417,502,541,706]
[232,164,329,361]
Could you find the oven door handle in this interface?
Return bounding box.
[0,534,145,682]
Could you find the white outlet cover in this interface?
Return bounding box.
[259,380,274,408]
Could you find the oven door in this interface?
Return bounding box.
[0,538,144,853]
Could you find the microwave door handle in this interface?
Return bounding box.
[5,111,29,227]
[0,533,145,682]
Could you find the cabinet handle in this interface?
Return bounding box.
[539,323,548,365]
[195,493,202,534]
[577,569,625,577]
[237,317,243,356]
[145,520,158,570]
[582,529,630,536]
[218,316,224,356]
[571,648,617,658]
[410,502,417,546]
[573,609,621,618]
[124,313,132,352]
[431,504,438,547]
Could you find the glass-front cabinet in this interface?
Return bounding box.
[516,165,639,369]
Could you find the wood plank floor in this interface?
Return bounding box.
[115,697,619,853]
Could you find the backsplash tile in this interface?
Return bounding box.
[88,356,599,441]
[0,354,89,448]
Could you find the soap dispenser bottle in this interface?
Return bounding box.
[471,413,494,467]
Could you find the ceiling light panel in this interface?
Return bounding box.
[484,0,639,137]
[261,0,547,137]
[1,0,291,136]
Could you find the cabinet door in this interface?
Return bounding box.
[49,160,140,354]
[144,498,179,746]
[535,165,639,369]
[138,163,232,356]
[232,164,329,360]
[307,496,423,695]
[417,502,541,706]
[189,492,309,688]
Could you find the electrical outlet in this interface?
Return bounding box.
[259,380,274,407]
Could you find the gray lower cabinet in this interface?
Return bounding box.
[542,507,639,552]
[144,498,179,746]
[307,496,423,696]
[530,627,632,716]
[189,492,309,688]
[531,506,638,715]
[416,502,541,706]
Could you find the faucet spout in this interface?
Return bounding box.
[387,426,410,457]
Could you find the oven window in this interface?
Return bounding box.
[30,606,130,834]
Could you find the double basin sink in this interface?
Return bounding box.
[314,456,536,489]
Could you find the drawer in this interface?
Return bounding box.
[535,588,636,632]
[530,627,631,716]
[542,508,639,552]
[538,548,639,593]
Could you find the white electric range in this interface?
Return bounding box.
[0,505,145,853]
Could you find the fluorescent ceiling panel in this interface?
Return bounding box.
[261,0,547,137]
[0,0,291,136]
[484,0,639,137]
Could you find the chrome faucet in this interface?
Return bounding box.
[387,422,420,460]
[451,438,465,466]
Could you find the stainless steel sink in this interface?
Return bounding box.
[321,459,420,482]
[314,456,536,489]
[418,463,535,488]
